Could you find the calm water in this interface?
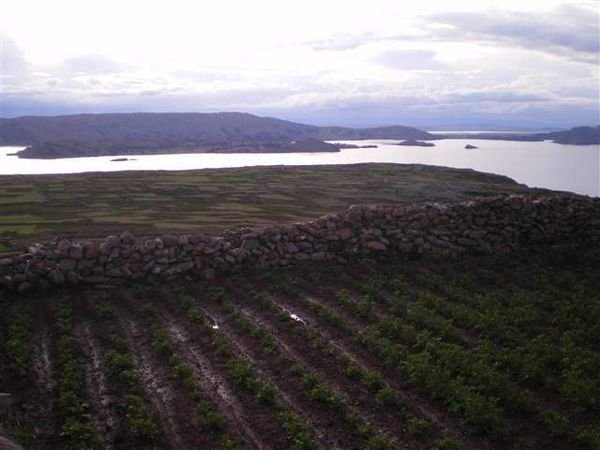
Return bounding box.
[1,139,598,197]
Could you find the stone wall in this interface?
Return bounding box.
[1,194,599,293]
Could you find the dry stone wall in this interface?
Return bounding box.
[1,194,599,293]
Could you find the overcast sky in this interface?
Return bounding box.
[1,0,598,128]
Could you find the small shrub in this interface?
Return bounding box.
[375,387,402,411]
[277,411,319,450]
[201,410,225,431]
[365,435,394,450]
[407,418,433,438]
[125,394,157,439]
[256,384,275,404]
[432,436,460,450]
[345,364,363,380]
[363,371,384,393]
[96,301,116,319]
[151,330,172,356]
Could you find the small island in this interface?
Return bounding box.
[396,140,435,147]
[110,157,135,162]
[465,144,478,149]
[333,143,379,149]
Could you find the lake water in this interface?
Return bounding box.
[0,139,598,197]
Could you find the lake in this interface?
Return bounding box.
[1,139,598,197]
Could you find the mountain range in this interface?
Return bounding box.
[0,113,597,159]
[0,112,431,158]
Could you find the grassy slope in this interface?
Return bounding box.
[0,163,541,242]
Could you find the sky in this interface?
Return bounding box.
[1,0,599,129]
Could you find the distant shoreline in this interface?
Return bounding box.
[1,112,597,160]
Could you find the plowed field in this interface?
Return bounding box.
[1,246,599,449]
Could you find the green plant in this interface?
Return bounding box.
[277,411,320,450]
[96,300,116,319]
[362,371,384,393]
[345,364,363,380]
[125,394,157,439]
[365,435,394,450]
[201,410,225,431]
[432,436,460,450]
[4,306,33,378]
[151,329,172,356]
[407,418,433,438]
[375,387,403,411]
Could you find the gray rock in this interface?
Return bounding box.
[50,269,65,284]
[81,276,108,284]
[12,273,26,283]
[144,239,156,251]
[105,235,120,248]
[143,260,155,273]
[107,268,124,278]
[59,258,77,271]
[65,271,79,284]
[294,252,310,261]
[120,230,136,244]
[203,268,216,280]
[286,242,299,253]
[468,230,487,239]
[338,228,353,240]
[366,241,387,251]
[311,252,327,261]
[82,241,98,259]
[56,239,71,253]
[241,238,260,251]
[456,237,476,247]
[296,241,313,251]
[161,234,178,248]
[151,265,165,275]
[77,259,96,270]
[68,245,83,259]
[17,281,33,294]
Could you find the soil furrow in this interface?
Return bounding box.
[30,318,54,398]
[180,290,353,450]
[73,319,118,449]
[151,301,274,450]
[240,282,485,447]
[201,295,412,447]
[26,298,59,448]
[116,313,186,449]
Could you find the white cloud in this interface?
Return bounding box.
[1,1,598,127]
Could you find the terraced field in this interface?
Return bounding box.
[1,245,599,449]
[0,163,537,242]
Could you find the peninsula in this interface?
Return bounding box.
[1,112,431,159]
[1,113,597,159]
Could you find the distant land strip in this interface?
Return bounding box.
[0,112,598,159]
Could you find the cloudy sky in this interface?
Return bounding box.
[1,0,598,128]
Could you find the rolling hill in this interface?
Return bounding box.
[0,112,433,159]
